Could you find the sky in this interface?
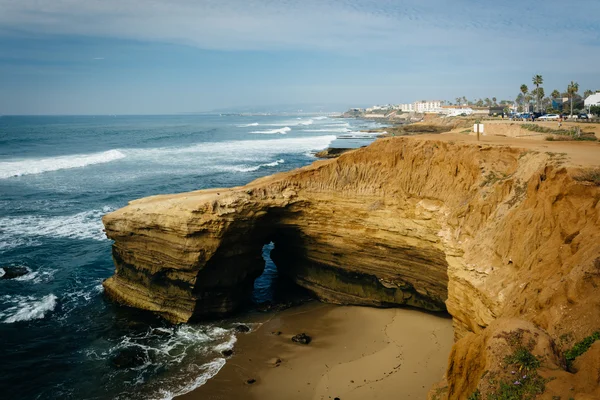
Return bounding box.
[0,0,599,115]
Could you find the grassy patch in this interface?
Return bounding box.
[520,124,597,141]
[573,168,600,186]
[564,331,600,370]
[487,376,546,400]
[487,330,547,399]
[468,389,482,400]
[504,348,541,371]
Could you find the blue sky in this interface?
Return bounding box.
[0,0,599,114]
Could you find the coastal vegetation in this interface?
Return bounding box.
[564,331,600,370]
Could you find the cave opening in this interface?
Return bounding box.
[251,239,313,309]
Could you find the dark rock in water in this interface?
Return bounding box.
[246,378,256,385]
[221,349,234,357]
[111,347,148,369]
[291,333,312,345]
[0,266,29,280]
[271,331,282,336]
[235,324,251,333]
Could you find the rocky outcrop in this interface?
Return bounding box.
[103,137,600,398]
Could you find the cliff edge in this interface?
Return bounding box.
[102,136,600,398]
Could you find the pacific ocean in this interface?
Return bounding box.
[0,114,384,399]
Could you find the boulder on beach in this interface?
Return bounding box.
[291,333,311,345]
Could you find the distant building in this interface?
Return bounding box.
[398,100,442,113]
[488,106,505,116]
[584,92,600,109]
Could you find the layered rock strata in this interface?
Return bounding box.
[103,137,600,398]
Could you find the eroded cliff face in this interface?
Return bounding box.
[103,137,600,398]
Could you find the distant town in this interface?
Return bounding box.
[348,77,600,120]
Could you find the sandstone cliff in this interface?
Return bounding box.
[102,137,600,398]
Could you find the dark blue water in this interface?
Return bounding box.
[0,114,383,399]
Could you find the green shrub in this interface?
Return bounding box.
[504,347,541,371]
[564,331,600,369]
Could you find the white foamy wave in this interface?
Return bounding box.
[0,206,113,244]
[0,268,4,278]
[250,127,291,134]
[236,122,259,127]
[0,294,57,323]
[299,119,313,126]
[313,116,328,120]
[156,359,226,400]
[12,267,56,284]
[0,237,41,253]
[302,128,350,133]
[224,159,285,173]
[0,149,126,179]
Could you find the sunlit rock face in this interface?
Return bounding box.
[103,136,600,398]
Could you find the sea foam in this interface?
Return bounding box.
[0,294,58,323]
[224,159,285,173]
[0,206,113,245]
[236,122,259,127]
[250,127,291,134]
[0,149,126,179]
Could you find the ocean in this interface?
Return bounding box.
[0,114,384,399]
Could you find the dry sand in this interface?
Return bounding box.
[179,302,453,400]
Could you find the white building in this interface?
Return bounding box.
[398,100,442,113]
[584,92,600,110]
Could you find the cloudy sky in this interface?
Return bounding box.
[1,0,599,114]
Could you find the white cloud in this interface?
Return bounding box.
[0,0,597,52]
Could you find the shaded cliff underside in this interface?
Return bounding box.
[102,137,600,399]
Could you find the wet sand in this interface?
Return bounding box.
[178,302,454,400]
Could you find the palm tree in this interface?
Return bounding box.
[455,97,462,106]
[567,81,579,116]
[583,89,593,99]
[532,74,543,112]
[520,84,529,112]
[492,97,497,106]
[551,89,560,99]
[484,98,491,107]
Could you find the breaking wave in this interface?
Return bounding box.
[250,127,291,134]
[236,122,259,127]
[0,149,126,179]
[0,294,58,323]
[224,159,285,173]
[0,206,113,245]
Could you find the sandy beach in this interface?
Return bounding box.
[179,302,453,400]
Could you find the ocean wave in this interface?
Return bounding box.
[236,122,259,127]
[0,206,113,244]
[224,159,285,173]
[0,294,57,323]
[299,119,313,126]
[0,149,126,179]
[302,128,350,133]
[88,324,236,399]
[0,237,42,253]
[9,266,56,284]
[313,116,328,120]
[250,127,291,134]
[155,359,226,400]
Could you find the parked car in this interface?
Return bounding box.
[578,113,589,120]
[537,114,560,120]
[532,112,545,120]
[519,113,532,121]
